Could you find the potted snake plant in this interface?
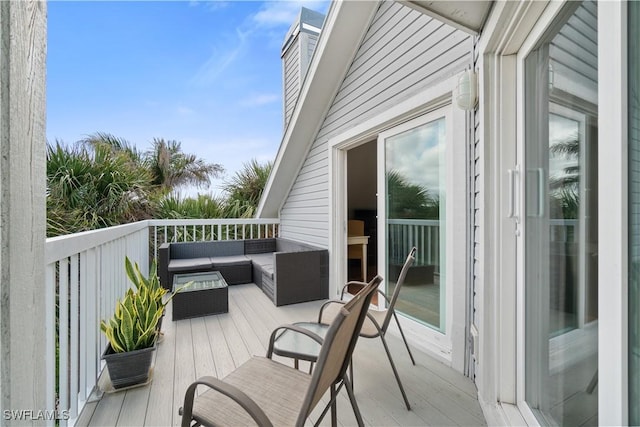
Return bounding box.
[124,257,168,331]
[100,257,183,389]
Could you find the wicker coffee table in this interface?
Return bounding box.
[172,271,228,320]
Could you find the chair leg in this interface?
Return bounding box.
[394,312,416,365]
[343,375,364,427]
[586,369,598,394]
[330,384,338,427]
[380,334,411,410]
[349,361,354,390]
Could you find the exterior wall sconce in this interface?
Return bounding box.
[455,69,478,110]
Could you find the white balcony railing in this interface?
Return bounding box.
[387,219,440,271]
[45,218,279,426]
[550,218,579,243]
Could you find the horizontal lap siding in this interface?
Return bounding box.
[549,1,597,102]
[280,1,473,247]
[472,34,481,381]
[283,41,301,128]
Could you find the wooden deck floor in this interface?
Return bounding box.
[79,284,486,427]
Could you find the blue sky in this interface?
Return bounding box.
[47,0,330,196]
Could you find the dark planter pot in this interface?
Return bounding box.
[102,343,156,389]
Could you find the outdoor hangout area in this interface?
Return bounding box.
[46,218,485,426]
[81,283,485,426]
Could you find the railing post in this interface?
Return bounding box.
[69,254,79,420]
[59,258,70,427]
[45,264,56,427]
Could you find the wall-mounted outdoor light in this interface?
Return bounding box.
[455,69,478,110]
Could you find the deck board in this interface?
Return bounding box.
[85,284,486,427]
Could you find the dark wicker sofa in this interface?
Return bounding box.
[158,238,328,306]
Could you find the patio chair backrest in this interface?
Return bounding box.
[296,275,382,425]
[381,247,416,333]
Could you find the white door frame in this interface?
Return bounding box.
[598,2,628,424]
[328,77,468,371]
[478,0,629,425]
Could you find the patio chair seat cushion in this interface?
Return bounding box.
[191,356,310,426]
[245,253,274,276]
[167,257,212,272]
[245,253,272,266]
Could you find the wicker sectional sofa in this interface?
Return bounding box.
[158,238,328,306]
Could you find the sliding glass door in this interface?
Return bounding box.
[380,113,446,331]
[523,1,599,425]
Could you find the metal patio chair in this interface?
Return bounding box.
[318,247,417,410]
[179,276,381,427]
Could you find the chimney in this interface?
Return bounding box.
[281,7,325,130]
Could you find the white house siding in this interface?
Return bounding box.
[279,0,473,247]
[283,32,321,130]
[283,40,301,128]
[471,33,481,383]
[306,34,318,65]
[549,1,597,104]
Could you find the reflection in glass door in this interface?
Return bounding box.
[383,117,446,330]
[524,1,598,425]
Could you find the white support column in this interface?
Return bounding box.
[598,1,628,425]
[0,0,48,423]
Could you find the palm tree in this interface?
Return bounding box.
[158,193,226,219]
[386,170,439,220]
[82,132,143,164]
[83,133,224,193]
[145,138,223,192]
[221,159,273,216]
[46,141,154,236]
[47,134,224,236]
[549,131,580,219]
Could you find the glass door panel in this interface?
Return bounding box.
[383,117,446,330]
[524,1,598,425]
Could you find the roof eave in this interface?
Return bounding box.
[400,0,494,35]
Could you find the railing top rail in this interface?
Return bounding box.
[387,219,440,225]
[549,219,579,225]
[45,218,281,264]
[45,221,150,264]
[147,218,279,226]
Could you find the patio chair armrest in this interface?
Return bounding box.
[339,280,369,299]
[181,375,273,427]
[317,299,347,323]
[267,324,324,358]
[376,289,391,304]
[365,312,383,335]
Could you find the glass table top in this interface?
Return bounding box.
[272,321,328,362]
[173,271,228,292]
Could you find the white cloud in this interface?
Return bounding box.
[387,119,446,193]
[191,29,249,86]
[190,1,329,86]
[176,105,196,116]
[189,1,230,12]
[239,93,280,107]
[251,1,329,28]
